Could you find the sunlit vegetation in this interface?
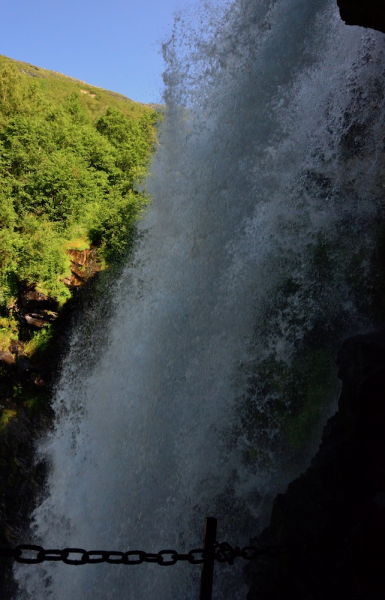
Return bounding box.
[0,54,159,310]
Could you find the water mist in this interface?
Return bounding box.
[15,1,385,599]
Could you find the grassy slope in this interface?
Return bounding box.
[3,54,153,119]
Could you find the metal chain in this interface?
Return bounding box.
[214,541,292,564]
[0,541,307,566]
[0,546,204,566]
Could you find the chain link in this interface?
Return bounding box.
[0,541,310,566]
[0,545,207,566]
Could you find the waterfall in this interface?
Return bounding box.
[15,1,385,599]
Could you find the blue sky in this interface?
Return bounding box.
[0,0,192,104]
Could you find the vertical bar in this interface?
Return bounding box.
[199,517,217,600]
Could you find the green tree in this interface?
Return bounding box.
[17,214,70,302]
[0,60,25,117]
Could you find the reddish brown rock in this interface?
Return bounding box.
[23,310,59,328]
[0,351,15,365]
[63,248,101,288]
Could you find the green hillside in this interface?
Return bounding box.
[2,54,153,119]
[0,54,159,349]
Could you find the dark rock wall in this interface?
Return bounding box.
[337,1,385,34]
[245,329,385,599]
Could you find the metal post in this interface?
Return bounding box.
[199,517,217,600]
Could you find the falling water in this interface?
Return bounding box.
[15,0,385,598]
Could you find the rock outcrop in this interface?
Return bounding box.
[246,328,385,599]
[63,247,101,288]
[337,0,385,34]
[16,288,59,329]
[0,247,101,378]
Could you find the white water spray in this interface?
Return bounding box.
[16,1,385,598]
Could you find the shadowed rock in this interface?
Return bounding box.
[246,328,385,599]
[17,288,59,329]
[19,289,58,311]
[337,0,385,34]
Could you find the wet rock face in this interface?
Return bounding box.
[246,328,385,600]
[337,0,385,34]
